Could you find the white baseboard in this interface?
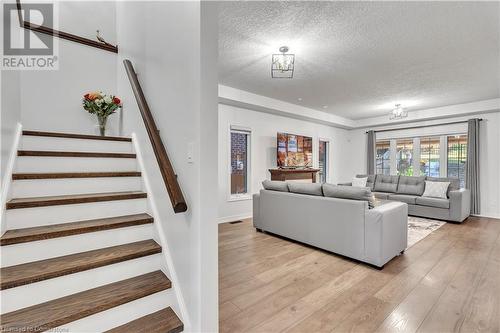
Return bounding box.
[471,213,500,220]
[0,123,22,236]
[218,213,252,224]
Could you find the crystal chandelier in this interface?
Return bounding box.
[271,46,295,78]
[389,104,408,120]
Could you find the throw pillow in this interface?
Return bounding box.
[262,180,289,192]
[422,181,450,199]
[352,177,368,187]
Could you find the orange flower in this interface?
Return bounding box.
[86,92,102,101]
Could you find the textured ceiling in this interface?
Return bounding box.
[218,1,500,120]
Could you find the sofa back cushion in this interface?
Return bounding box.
[323,184,375,208]
[397,176,426,196]
[426,176,460,197]
[288,182,323,196]
[374,175,399,193]
[356,174,376,190]
[262,180,289,192]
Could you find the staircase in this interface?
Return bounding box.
[0,130,184,332]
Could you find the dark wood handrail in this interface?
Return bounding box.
[123,59,188,213]
[16,0,118,53]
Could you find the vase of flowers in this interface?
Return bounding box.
[82,92,122,136]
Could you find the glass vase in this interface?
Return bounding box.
[97,115,108,136]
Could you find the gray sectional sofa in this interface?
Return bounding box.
[253,181,408,268]
[341,174,470,223]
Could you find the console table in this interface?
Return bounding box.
[269,168,320,183]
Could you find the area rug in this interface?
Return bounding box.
[407,216,445,248]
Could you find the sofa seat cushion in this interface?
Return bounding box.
[356,174,376,190]
[397,176,425,196]
[388,194,418,205]
[374,175,399,193]
[288,182,323,196]
[262,180,289,192]
[373,192,390,200]
[416,196,450,209]
[323,184,375,208]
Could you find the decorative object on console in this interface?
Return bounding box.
[271,46,295,78]
[389,103,408,120]
[82,92,122,136]
[352,177,368,187]
[422,180,450,199]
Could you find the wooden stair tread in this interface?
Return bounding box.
[106,307,183,333]
[22,130,132,142]
[12,171,141,180]
[18,150,136,158]
[0,213,153,246]
[0,240,161,290]
[6,191,147,209]
[0,271,171,332]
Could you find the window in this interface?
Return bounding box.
[318,140,329,183]
[420,137,440,177]
[376,140,391,175]
[230,129,251,197]
[447,135,467,188]
[396,139,414,176]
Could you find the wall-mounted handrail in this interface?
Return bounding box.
[16,0,118,53]
[123,59,188,213]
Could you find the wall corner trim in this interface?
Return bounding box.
[0,123,22,235]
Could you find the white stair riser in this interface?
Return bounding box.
[21,136,133,153]
[55,289,177,332]
[0,254,162,314]
[1,224,155,266]
[5,199,149,229]
[15,156,137,173]
[12,177,143,197]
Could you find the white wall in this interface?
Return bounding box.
[346,111,500,219]
[0,71,21,183]
[1,0,22,183]
[218,103,351,223]
[116,1,218,331]
[19,1,118,135]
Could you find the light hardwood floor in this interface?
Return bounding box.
[219,217,500,333]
